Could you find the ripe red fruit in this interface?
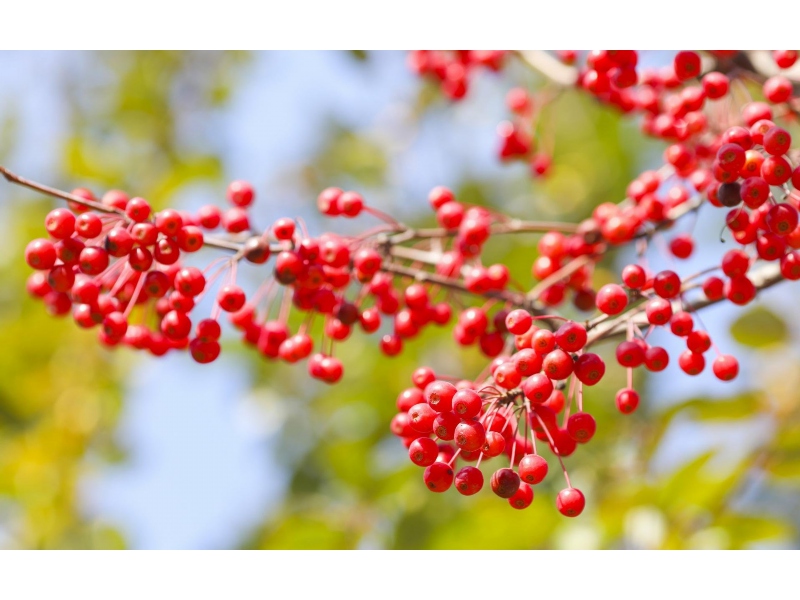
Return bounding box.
[518,454,548,484]
[423,462,454,493]
[621,264,646,289]
[616,388,639,414]
[644,346,669,372]
[522,373,554,403]
[678,350,705,375]
[508,482,534,509]
[490,468,521,499]
[409,437,439,467]
[595,283,628,315]
[454,466,484,496]
[712,355,739,381]
[25,239,57,270]
[556,487,586,517]
[574,353,606,386]
[566,412,597,443]
[653,270,681,299]
[424,380,457,413]
[450,389,481,419]
[454,420,486,452]
[646,297,673,326]
[505,309,532,335]
[45,208,76,239]
[227,180,255,207]
[555,321,587,352]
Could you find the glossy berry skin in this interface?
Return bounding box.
[423,462,454,493]
[454,466,484,496]
[522,373,554,403]
[678,350,705,375]
[518,454,548,484]
[653,270,681,299]
[566,412,596,443]
[508,482,534,509]
[227,180,255,207]
[555,321,587,352]
[490,468,521,499]
[574,353,606,386]
[621,264,646,289]
[713,354,739,381]
[556,487,586,517]
[25,239,57,270]
[595,284,628,315]
[409,437,439,467]
[616,388,639,414]
[425,380,457,413]
[452,389,482,419]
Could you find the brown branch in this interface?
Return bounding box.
[1,165,125,216]
[514,50,579,87]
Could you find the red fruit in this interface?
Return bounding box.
[454,466,484,496]
[678,350,705,375]
[512,348,542,377]
[454,420,486,452]
[423,462,454,493]
[490,468,521,499]
[621,264,647,289]
[409,437,439,467]
[766,203,799,236]
[574,353,606,386]
[646,297,673,326]
[519,454,548,484]
[25,239,57,270]
[712,354,739,381]
[555,321,587,352]
[428,186,454,209]
[227,180,255,207]
[508,482,534,509]
[45,208,76,239]
[522,373,554,403]
[556,488,586,517]
[616,388,639,414]
[542,349,574,380]
[595,284,628,315]
[217,285,246,313]
[408,403,437,434]
[644,346,669,371]
[653,270,681,299]
[687,330,712,353]
[505,309,532,335]
[424,380,457,413]
[616,340,645,368]
[566,412,597,443]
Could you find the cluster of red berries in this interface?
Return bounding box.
[13,49,800,519]
[392,310,601,515]
[406,50,507,100]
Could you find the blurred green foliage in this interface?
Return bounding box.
[0,51,798,549]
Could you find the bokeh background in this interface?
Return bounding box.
[0,50,798,549]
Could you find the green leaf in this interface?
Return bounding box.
[730,306,789,348]
[661,392,765,422]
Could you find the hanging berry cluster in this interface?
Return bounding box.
[7,49,800,519]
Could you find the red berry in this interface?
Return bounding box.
[508,482,534,509]
[678,349,705,375]
[556,487,585,517]
[519,454,548,485]
[616,388,639,414]
[423,462,454,493]
[454,466,483,496]
[227,180,255,207]
[574,353,606,386]
[490,468,521,499]
[566,412,596,443]
[712,354,739,381]
[25,239,57,270]
[409,437,439,467]
[595,284,628,315]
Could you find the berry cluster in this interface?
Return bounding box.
[393,311,599,514]
[9,49,800,519]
